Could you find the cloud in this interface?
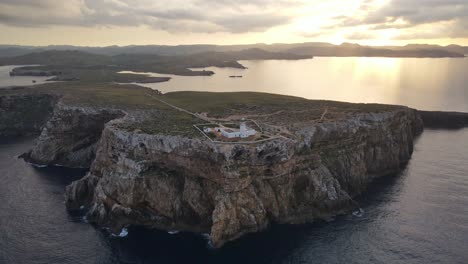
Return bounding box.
[345,31,375,40]
[334,0,468,40]
[297,31,324,38]
[360,0,468,28]
[2,0,467,42]
[0,0,306,33]
[0,0,85,27]
[214,14,292,33]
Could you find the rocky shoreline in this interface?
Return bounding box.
[65,108,423,248]
[1,91,467,248]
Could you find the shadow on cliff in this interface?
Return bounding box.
[30,165,88,187]
[103,167,412,264]
[3,129,418,264]
[106,225,317,264]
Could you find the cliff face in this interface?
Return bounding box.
[418,110,468,129]
[23,103,124,168]
[65,108,423,247]
[1,90,425,247]
[0,93,57,137]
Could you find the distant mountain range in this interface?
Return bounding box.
[0,42,466,58]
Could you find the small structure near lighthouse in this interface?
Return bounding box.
[200,119,257,140]
[218,120,256,139]
[195,118,276,144]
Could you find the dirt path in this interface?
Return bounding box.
[146,93,212,122]
[147,92,297,143]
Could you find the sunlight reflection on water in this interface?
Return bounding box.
[122,57,468,112]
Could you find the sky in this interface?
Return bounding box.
[0,0,467,46]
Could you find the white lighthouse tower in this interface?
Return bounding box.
[239,118,256,138]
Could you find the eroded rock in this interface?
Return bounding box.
[23,103,125,168]
[64,108,423,247]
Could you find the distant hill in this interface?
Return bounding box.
[0,48,310,66]
[401,44,468,55]
[286,43,464,58]
[0,42,465,58]
[184,48,312,61]
[0,50,111,66]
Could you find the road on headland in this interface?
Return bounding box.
[146,92,297,143]
[146,92,212,122]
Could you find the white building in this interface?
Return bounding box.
[204,121,256,139]
[220,121,256,139]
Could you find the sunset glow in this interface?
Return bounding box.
[0,0,467,46]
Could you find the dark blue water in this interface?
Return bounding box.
[1,129,468,264]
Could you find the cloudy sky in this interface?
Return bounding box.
[0,0,467,46]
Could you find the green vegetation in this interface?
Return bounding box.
[0,83,204,137]
[162,91,400,120]
[119,111,201,138]
[162,91,309,117]
[0,82,168,110]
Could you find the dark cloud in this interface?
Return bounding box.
[0,0,306,33]
[335,0,468,39]
[362,0,468,26]
[214,14,292,33]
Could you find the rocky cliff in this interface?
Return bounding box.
[22,103,125,168]
[0,93,57,137]
[0,90,428,248]
[65,107,423,247]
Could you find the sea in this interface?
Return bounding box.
[1,58,468,263]
[0,66,52,88]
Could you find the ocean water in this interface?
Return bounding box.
[0,66,52,88]
[124,57,468,112]
[1,130,467,264]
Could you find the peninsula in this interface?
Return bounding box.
[2,80,467,248]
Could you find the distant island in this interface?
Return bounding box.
[0,48,313,83]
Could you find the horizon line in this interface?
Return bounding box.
[0,41,466,48]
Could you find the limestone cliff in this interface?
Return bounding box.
[0,93,57,137]
[65,108,423,247]
[0,90,428,247]
[23,103,124,168]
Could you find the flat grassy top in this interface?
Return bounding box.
[117,111,202,138]
[0,82,204,137]
[162,91,309,117]
[2,86,399,114]
[162,91,402,119]
[0,82,165,109]
[1,84,405,137]
[54,83,161,109]
[163,91,307,107]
